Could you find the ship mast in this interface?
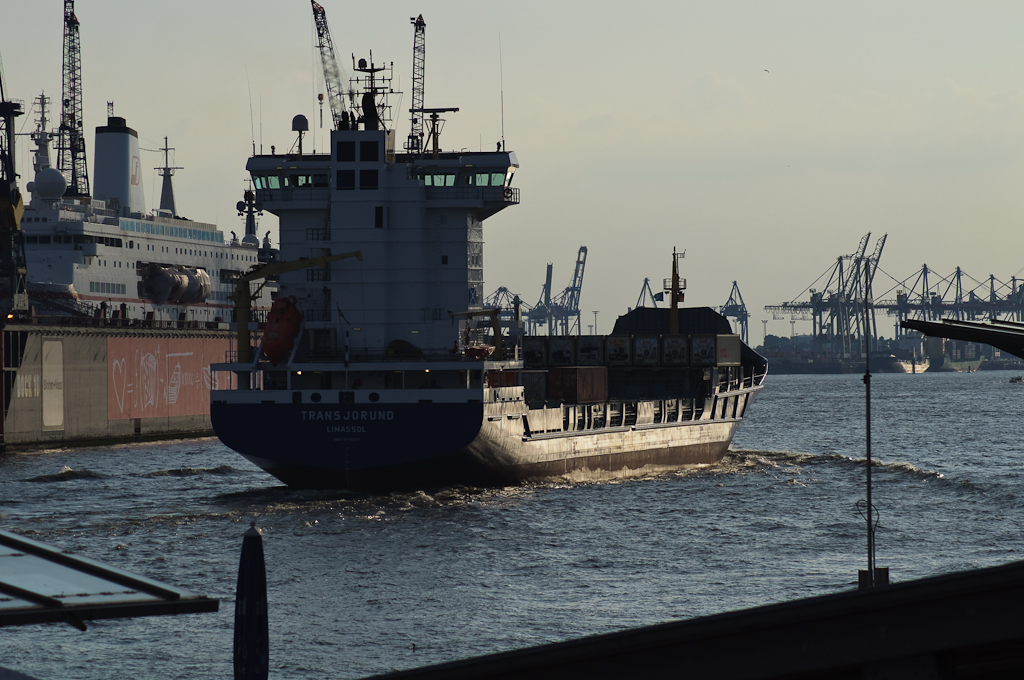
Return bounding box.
[156,136,182,217]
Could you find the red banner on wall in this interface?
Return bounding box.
[107,337,231,420]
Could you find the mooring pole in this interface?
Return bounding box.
[234,522,269,680]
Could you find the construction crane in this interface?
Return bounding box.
[406,15,426,154]
[311,0,353,131]
[719,282,749,344]
[0,48,29,321]
[56,0,89,197]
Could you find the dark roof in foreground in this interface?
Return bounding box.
[0,528,218,630]
[902,317,1024,360]
[365,559,1024,680]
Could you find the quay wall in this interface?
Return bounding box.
[2,324,232,449]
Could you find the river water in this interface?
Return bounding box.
[2,370,1022,678]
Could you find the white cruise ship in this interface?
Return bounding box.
[19,94,273,325]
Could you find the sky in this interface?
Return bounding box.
[6,1,1024,341]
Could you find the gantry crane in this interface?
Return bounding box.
[406,15,426,154]
[56,0,89,197]
[719,282,750,344]
[311,0,353,130]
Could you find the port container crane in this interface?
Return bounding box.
[720,282,749,344]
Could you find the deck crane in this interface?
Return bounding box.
[311,0,354,130]
[720,282,750,344]
[406,15,426,154]
[56,0,89,197]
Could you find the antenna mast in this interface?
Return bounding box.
[57,0,89,198]
[156,137,183,217]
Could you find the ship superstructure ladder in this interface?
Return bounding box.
[56,0,89,198]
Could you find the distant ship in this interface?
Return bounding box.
[209,25,767,491]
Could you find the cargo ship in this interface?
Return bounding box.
[0,94,273,449]
[209,38,767,491]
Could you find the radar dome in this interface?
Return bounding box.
[292,114,309,132]
[33,168,68,199]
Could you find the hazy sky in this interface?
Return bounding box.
[7,1,1024,340]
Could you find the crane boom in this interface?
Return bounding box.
[406,15,426,154]
[311,0,350,130]
[56,0,89,197]
[233,251,363,365]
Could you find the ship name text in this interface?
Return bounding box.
[301,410,395,421]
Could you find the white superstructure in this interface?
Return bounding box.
[19,96,272,324]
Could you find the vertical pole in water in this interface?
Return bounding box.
[860,257,877,588]
[234,522,269,680]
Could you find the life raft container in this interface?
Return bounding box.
[262,296,303,365]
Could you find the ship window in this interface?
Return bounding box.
[252,176,266,189]
[39,236,50,244]
[26,236,37,244]
[360,170,378,190]
[266,176,281,189]
[313,174,328,188]
[441,255,448,265]
[375,206,384,228]
[336,141,355,162]
[491,172,505,186]
[290,174,312,187]
[476,173,490,186]
[360,141,379,162]
[337,170,355,190]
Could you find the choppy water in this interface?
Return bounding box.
[2,371,1023,679]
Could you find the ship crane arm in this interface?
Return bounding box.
[311,0,351,129]
[449,308,505,358]
[233,250,363,364]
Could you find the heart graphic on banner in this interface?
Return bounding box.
[112,358,127,413]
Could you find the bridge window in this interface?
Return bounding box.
[336,141,355,162]
[360,141,379,162]
[360,170,378,190]
[337,170,355,190]
[491,172,505,187]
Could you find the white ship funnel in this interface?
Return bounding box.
[93,116,146,215]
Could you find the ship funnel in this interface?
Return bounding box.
[93,116,146,216]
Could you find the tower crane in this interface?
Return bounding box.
[56,0,89,197]
[311,0,353,130]
[552,246,587,334]
[406,15,426,154]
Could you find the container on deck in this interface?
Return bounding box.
[607,336,632,366]
[663,336,689,365]
[547,366,608,403]
[523,336,547,368]
[577,336,604,365]
[548,336,576,366]
[691,335,717,366]
[716,334,741,366]
[634,335,660,366]
[520,370,548,403]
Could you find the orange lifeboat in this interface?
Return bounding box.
[262,296,303,365]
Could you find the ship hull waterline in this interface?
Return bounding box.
[210,390,757,491]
